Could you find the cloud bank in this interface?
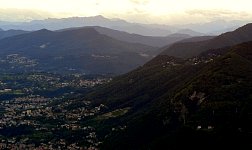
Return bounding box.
[0,0,252,24]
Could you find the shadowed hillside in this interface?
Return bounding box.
[87,40,252,149]
[161,23,252,58]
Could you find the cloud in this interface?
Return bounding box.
[0,9,55,22]
[186,9,252,20]
[0,1,252,24]
[129,0,149,5]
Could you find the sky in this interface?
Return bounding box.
[0,0,252,24]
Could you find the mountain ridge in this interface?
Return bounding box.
[0,29,28,40]
[161,23,252,58]
[1,16,247,36]
[0,27,157,74]
[59,26,191,47]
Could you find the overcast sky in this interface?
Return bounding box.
[0,0,252,24]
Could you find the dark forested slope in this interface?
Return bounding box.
[87,41,252,149]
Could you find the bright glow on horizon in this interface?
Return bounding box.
[0,0,252,24]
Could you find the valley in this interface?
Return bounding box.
[0,11,251,150]
[0,72,112,149]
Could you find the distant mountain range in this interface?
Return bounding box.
[0,15,248,36]
[0,16,173,36]
[62,26,191,47]
[0,26,191,48]
[177,19,249,34]
[86,24,252,149]
[0,27,159,74]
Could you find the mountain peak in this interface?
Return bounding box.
[27,29,54,37]
[34,29,53,33]
[88,15,107,20]
[94,15,105,18]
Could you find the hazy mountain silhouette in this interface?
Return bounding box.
[0,29,28,40]
[176,29,204,36]
[178,19,249,35]
[0,16,173,36]
[82,26,191,47]
[1,16,246,37]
